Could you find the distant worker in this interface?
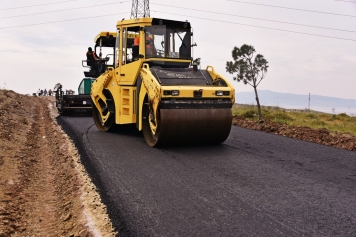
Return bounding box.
[53,83,62,101]
[86,47,99,70]
[133,36,140,60]
[44,89,47,96]
[48,89,52,96]
[53,83,62,91]
[145,34,157,57]
[134,36,140,46]
[37,88,41,96]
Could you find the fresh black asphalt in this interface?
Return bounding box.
[57,116,356,237]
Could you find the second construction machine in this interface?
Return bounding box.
[91,18,235,146]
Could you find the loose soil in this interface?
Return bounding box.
[232,116,356,152]
[0,90,355,236]
[0,90,116,237]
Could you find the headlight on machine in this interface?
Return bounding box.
[215,91,230,96]
[216,91,223,96]
[171,90,179,96]
[163,90,180,96]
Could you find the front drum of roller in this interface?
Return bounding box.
[143,108,232,147]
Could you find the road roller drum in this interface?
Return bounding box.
[143,107,232,146]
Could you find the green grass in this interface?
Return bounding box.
[232,104,356,136]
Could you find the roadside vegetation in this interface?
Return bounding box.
[232,104,356,137]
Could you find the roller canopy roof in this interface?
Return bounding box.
[94,32,117,47]
[116,17,191,29]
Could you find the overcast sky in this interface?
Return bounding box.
[0,0,355,100]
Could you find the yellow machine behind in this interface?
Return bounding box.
[90,17,235,146]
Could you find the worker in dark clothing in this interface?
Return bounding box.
[53,83,62,101]
[86,47,99,70]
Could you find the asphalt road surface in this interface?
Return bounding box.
[57,116,356,237]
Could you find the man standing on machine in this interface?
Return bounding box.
[86,47,99,71]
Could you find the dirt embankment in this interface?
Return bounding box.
[0,90,116,237]
[232,116,356,152]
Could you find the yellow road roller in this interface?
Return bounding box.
[90,18,235,146]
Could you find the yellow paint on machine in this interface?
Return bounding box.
[90,17,235,146]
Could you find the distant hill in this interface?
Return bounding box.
[235,90,356,115]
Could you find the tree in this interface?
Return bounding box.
[226,44,268,120]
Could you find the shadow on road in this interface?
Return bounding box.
[105,124,143,138]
